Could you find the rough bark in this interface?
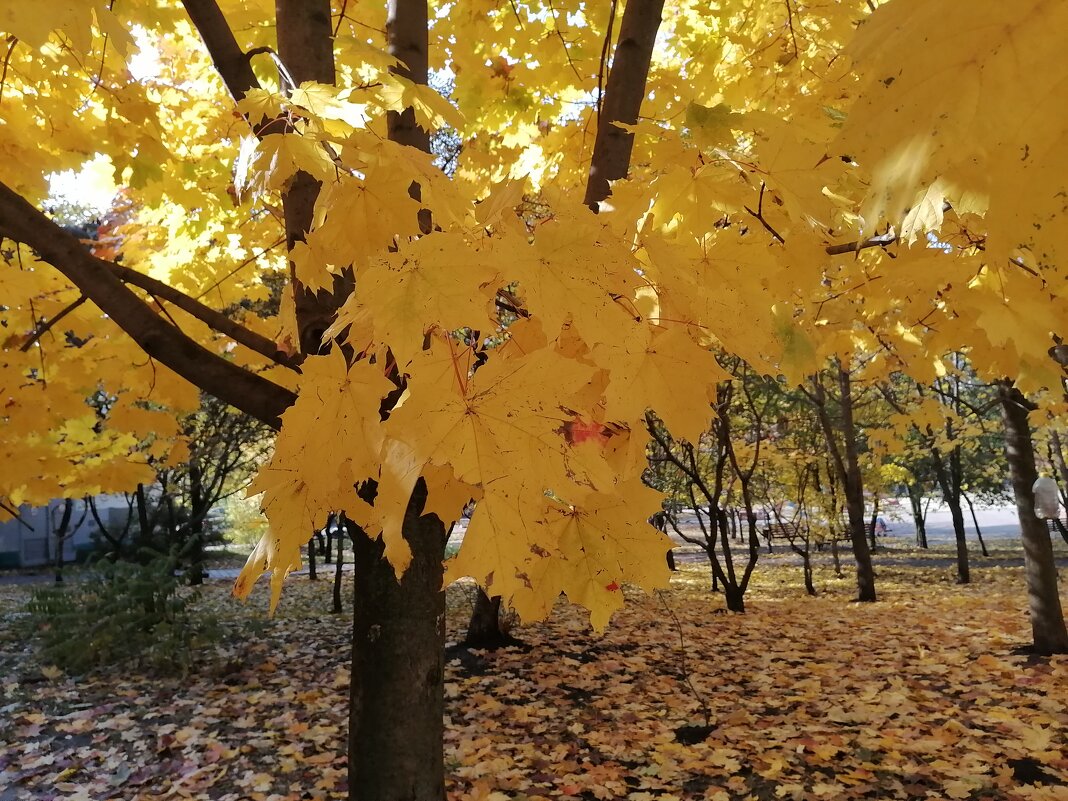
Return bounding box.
[584,0,667,208]
[997,381,1068,654]
[349,480,448,801]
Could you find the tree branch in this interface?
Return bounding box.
[0,181,295,429]
[744,182,785,244]
[20,295,87,351]
[107,261,298,368]
[584,0,666,209]
[181,0,261,103]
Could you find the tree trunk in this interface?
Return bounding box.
[947,496,970,584]
[1050,430,1068,510]
[908,484,929,548]
[187,463,206,585]
[333,524,345,614]
[135,482,151,549]
[349,479,449,801]
[932,455,970,583]
[868,496,879,551]
[723,584,745,613]
[835,367,877,601]
[463,589,520,649]
[801,553,816,596]
[308,531,318,580]
[997,381,1068,654]
[52,499,74,583]
[963,492,990,557]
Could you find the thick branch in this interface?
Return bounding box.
[181,0,261,102]
[108,261,298,368]
[583,0,666,209]
[0,182,295,429]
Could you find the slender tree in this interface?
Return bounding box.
[997,380,1068,655]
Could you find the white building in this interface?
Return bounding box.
[0,496,132,569]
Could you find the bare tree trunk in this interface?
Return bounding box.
[838,367,876,601]
[868,496,879,551]
[908,484,929,548]
[349,479,448,801]
[811,367,876,600]
[931,454,970,583]
[801,552,815,596]
[963,492,990,557]
[997,381,1068,654]
[135,482,151,549]
[52,499,74,584]
[463,589,520,649]
[333,523,345,614]
[308,530,318,580]
[187,462,207,584]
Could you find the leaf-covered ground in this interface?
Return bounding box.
[1,543,1067,801]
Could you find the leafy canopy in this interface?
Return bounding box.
[3,0,1068,626]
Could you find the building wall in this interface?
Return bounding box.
[0,498,129,568]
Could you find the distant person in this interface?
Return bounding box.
[875,516,889,535]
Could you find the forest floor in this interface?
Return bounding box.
[1,540,1066,801]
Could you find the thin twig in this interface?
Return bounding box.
[0,36,17,105]
[508,0,525,29]
[595,0,619,122]
[20,295,88,351]
[193,236,285,299]
[546,0,581,80]
[333,0,350,36]
[656,590,711,728]
[783,0,799,59]
[743,183,785,244]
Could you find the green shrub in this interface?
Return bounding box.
[26,552,218,676]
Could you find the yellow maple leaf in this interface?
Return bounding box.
[593,324,726,445]
[235,351,393,609]
[333,233,500,363]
